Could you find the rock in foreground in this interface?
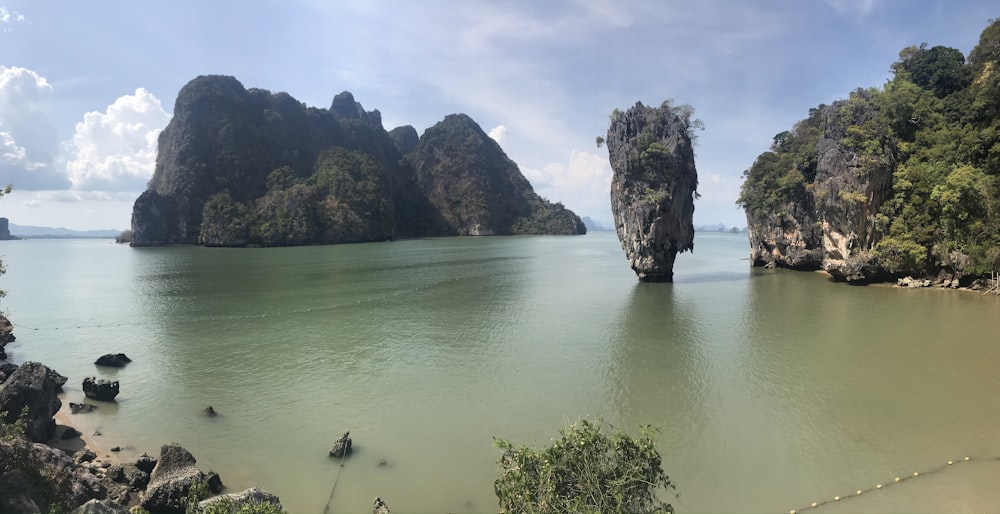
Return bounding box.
[0,361,65,441]
[606,101,699,282]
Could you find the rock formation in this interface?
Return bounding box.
[198,488,283,513]
[82,377,119,402]
[0,314,15,361]
[329,431,353,458]
[0,362,65,441]
[0,217,16,240]
[740,94,896,283]
[94,354,132,368]
[140,443,223,514]
[605,101,699,282]
[131,75,584,247]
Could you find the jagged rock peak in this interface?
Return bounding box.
[388,125,419,156]
[606,101,699,282]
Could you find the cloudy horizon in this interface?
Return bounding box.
[1,1,996,231]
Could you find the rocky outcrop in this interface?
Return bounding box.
[0,362,65,441]
[329,431,352,458]
[94,354,131,368]
[0,314,15,361]
[197,487,283,513]
[406,114,586,236]
[72,499,131,514]
[373,496,391,514]
[131,75,583,247]
[140,443,221,514]
[0,217,16,240]
[606,101,699,282]
[82,378,119,402]
[741,95,896,283]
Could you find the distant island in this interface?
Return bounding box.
[130,76,585,247]
[737,18,1000,287]
[3,221,121,239]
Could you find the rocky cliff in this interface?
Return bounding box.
[606,101,699,282]
[131,75,583,246]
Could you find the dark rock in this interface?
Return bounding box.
[108,464,149,491]
[204,471,223,494]
[70,402,98,414]
[606,101,699,282]
[141,443,218,514]
[30,443,109,508]
[197,488,282,513]
[0,468,48,514]
[134,453,157,474]
[0,362,64,441]
[0,314,14,361]
[110,446,120,452]
[75,448,97,464]
[62,426,83,440]
[373,496,391,514]
[82,377,119,402]
[0,362,18,383]
[204,406,216,416]
[329,431,352,458]
[388,125,419,155]
[71,499,130,514]
[94,354,132,368]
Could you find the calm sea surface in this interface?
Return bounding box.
[2,232,999,513]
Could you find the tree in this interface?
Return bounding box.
[494,420,675,514]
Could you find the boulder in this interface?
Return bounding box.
[0,362,64,441]
[134,453,157,474]
[0,314,15,361]
[70,402,98,414]
[0,468,47,514]
[0,362,18,383]
[329,431,352,458]
[82,377,119,402]
[94,354,132,368]
[197,487,282,513]
[373,496,391,514]
[140,443,217,514]
[71,499,130,514]
[107,464,150,491]
[606,101,699,282]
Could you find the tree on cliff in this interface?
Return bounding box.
[738,18,1000,281]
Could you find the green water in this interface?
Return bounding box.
[2,232,999,513]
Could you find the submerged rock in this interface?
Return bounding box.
[70,402,98,414]
[329,431,352,458]
[94,354,132,368]
[606,101,699,282]
[82,377,119,402]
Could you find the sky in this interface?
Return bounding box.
[0,1,996,231]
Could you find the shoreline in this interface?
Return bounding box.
[51,399,123,466]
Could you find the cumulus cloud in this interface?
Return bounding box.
[522,149,612,219]
[488,124,507,144]
[0,66,69,189]
[65,88,170,191]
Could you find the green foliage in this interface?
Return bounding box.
[595,136,605,148]
[494,420,674,514]
[739,18,1000,278]
[201,192,252,246]
[198,498,287,514]
[185,480,212,514]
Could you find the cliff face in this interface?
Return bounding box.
[131,75,583,246]
[606,101,699,282]
[407,114,585,236]
[741,95,895,282]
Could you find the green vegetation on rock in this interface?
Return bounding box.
[738,18,1000,280]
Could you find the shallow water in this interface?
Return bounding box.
[2,232,999,512]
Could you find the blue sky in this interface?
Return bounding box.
[0,1,995,230]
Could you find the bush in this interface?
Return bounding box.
[494,420,675,514]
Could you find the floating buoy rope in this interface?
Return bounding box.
[790,455,999,513]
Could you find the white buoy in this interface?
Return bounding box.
[964,456,971,461]
[947,460,953,465]
[913,472,919,477]
[895,477,901,482]
[856,490,862,495]
[834,496,840,501]
[876,484,882,489]
[811,502,818,508]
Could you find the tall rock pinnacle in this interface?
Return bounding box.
[606,101,699,282]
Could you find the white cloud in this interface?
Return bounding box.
[65,88,170,191]
[488,124,507,144]
[0,6,26,25]
[523,149,612,220]
[0,66,68,189]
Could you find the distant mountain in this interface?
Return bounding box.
[580,216,612,231]
[8,223,120,239]
[694,223,746,233]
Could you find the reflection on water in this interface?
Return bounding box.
[2,233,999,512]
